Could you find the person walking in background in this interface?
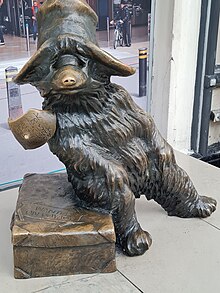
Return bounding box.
[0,0,5,46]
[32,0,40,43]
[120,1,132,47]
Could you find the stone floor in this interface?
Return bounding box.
[0,151,220,293]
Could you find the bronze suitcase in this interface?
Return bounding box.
[11,173,116,279]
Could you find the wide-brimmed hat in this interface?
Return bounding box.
[14,0,135,84]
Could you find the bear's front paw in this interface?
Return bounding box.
[120,225,152,257]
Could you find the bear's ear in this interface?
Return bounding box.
[89,61,120,83]
[14,61,49,85]
[85,41,136,77]
[14,40,57,85]
[75,41,136,77]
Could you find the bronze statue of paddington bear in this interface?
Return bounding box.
[11,0,216,257]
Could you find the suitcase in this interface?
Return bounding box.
[11,173,116,279]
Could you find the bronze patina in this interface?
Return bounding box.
[11,173,116,278]
[11,0,216,258]
[8,109,56,149]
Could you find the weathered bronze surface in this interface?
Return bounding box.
[11,0,217,260]
[11,173,116,279]
[8,109,56,149]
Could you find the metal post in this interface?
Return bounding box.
[147,0,156,113]
[198,0,220,156]
[5,66,23,121]
[107,17,110,47]
[147,13,151,41]
[21,0,25,37]
[26,22,30,52]
[139,48,147,97]
[191,0,211,154]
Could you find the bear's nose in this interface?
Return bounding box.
[62,76,76,87]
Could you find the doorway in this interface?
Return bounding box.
[97,0,109,30]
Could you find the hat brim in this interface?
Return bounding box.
[14,34,135,85]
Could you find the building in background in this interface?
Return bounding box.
[87,0,151,30]
[149,0,220,163]
[0,0,45,36]
[0,0,150,36]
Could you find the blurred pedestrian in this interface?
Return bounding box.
[32,0,40,42]
[120,1,132,47]
[0,0,5,46]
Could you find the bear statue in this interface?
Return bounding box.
[10,0,216,257]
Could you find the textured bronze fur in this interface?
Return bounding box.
[14,0,216,257]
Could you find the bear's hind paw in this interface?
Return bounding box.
[193,195,217,218]
[168,195,217,218]
[121,225,152,257]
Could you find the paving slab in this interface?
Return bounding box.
[117,198,220,293]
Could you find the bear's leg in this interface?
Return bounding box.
[68,164,152,256]
[152,163,216,218]
[112,184,152,256]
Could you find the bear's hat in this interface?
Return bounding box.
[14,0,135,84]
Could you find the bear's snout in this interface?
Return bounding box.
[62,76,76,87]
[53,65,87,92]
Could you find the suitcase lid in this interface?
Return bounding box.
[12,173,116,248]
